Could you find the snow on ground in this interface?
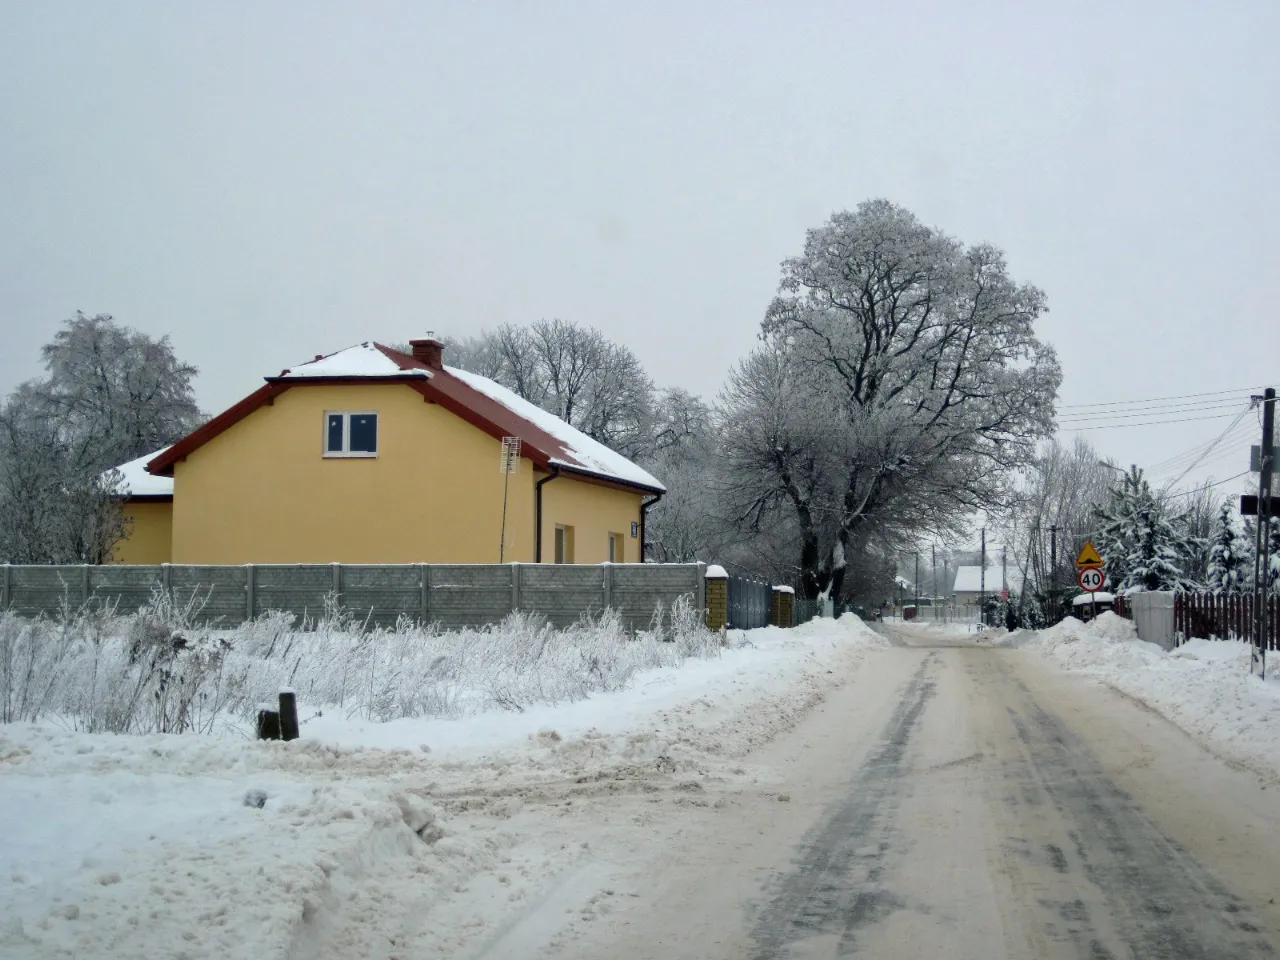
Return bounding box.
[0,614,884,960]
[1014,612,1280,780]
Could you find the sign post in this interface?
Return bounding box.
[1076,542,1106,621]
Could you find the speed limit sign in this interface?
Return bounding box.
[1078,568,1105,592]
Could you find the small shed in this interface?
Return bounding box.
[1072,591,1115,621]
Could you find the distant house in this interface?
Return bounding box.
[951,565,1026,610]
[106,337,664,565]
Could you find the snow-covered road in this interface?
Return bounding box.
[4,615,1280,958]
[466,624,1280,958]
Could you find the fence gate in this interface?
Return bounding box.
[726,575,772,629]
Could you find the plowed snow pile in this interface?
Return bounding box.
[1017,612,1280,780]
[0,614,884,960]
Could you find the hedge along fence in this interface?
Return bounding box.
[0,562,707,633]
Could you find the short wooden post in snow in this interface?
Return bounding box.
[257,708,281,741]
[278,688,299,742]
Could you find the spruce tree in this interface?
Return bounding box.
[1206,503,1249,593]
[1093,466,1190,593]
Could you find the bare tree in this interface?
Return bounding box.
[443,319,656,459]
[997,437,1114,595]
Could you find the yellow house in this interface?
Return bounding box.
[108,448,175,565]
[112,337,664,565]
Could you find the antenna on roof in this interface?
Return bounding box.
[499,437,522,562]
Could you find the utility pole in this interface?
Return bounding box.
[1002,546,1008,625]
[1254,388,1275,677]
[942,556,949,622]
[980,528,987,628]
[931,544,937,621]
[914,551,920,620]
[1049,524,1058,624]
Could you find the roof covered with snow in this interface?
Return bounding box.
[106,447,174,498]
[952,565,1026,594]
[277,342,432,380]
[444,366,664,492]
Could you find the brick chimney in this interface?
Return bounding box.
[409,331,444,370]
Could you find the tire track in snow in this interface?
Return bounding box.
[746,653,938,958]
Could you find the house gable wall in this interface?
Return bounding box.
[170,383,537,564]
[112,500,173,565]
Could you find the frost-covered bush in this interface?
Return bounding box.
[2,588,246,734]
[0,591,719,733]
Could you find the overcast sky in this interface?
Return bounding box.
[2,1,1276,499]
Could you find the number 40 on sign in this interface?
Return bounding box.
[1078,568,1105,592]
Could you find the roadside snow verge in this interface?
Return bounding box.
[0,614,884,960]
[1020,613,1280,780]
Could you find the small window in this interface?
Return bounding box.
[608,532,623,563]
[324,412,378,457]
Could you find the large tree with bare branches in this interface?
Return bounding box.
[721,200,1060,599]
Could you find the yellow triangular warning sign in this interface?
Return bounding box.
[1076,541,1104,569]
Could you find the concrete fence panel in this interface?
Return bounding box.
[0,562,706,634]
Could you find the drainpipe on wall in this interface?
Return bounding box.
[534,467,561,563]
[639,492,663,564]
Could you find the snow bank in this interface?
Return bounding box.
[1022,613,1280,779]
[0,724,469,960]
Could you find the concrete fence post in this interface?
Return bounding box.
[602,562,613,611]
[696,562,706,618]
[331,562,341,598]
[420,564,431,624]
[162,563,172,603]
[510,562,522,612]
[0,563,8,610]
[81,564,91,606]
[704,564,728,631]
[245,564,256,621]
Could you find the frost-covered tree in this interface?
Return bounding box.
[1095,466,1194,593]
[37,312,202,469]
[726,200,1060,599]
[638,390,728,563]
[1263,516,1280,595]
[996,437,1113,612]
[0,313,201,563]
[444,319,655,460]
[1206,502,1250,592]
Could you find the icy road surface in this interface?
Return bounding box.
[466,624,1280,959]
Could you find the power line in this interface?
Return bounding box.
[1060,412,1242,432]
[1146,419,1255,474]
[1057,386,1264,411]
[1165,405,1253,488]
[1058,399,1245,424]
[1164,471,1250,499]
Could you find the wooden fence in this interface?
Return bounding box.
[1167,593,1280,650]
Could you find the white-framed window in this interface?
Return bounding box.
[324,412,378,457]
[608,532,623,563]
